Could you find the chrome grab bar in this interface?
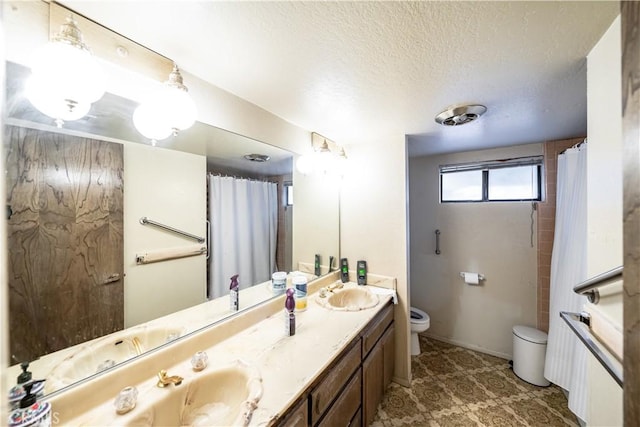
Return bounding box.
[573,265,623,304]
[560,311,622,387]
[435,229,441,255]
[139,217,205,243]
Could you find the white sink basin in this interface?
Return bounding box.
[317,287,379,311]
[46,325,185,392]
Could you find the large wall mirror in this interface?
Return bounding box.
[4,57,340,397]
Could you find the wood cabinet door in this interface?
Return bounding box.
[382,323,395,390]
[362,339,384,426]
[6,126,124,361]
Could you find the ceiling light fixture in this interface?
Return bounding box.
[25,15,106,128]
[435,104,487,126]
[133,64,197,145]
[243,154,271,163]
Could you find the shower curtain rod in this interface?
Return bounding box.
[559,138,587,155]
[207,172,275,183]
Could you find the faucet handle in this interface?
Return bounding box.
[114,386,138,415]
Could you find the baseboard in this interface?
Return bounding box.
[421,333,512,360]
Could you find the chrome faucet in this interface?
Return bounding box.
[156,370,183,388]
[326,282,344,292]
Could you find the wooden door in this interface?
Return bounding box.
[5,125,124,362]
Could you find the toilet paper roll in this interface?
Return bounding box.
[462,272,480,285]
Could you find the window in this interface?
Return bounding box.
[285,183,293,206]
[440,156,543,203]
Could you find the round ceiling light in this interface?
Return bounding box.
[435,104,487,126]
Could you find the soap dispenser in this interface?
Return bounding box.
[8,363,44,410]
[285,288,296,336]
[9,380,51,427]
[229,274,239,311]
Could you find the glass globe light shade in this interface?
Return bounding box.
[296,154,315,175]
[160,85,197,133]
[132,64,197,143]
[26,40,105,125]
[132,101,173,142]
[314,149,335,174]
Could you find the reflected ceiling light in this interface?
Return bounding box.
[25,15,106,128]
[243,153,271,162]
[133,64,197,145]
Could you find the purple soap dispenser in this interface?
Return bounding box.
[285,288,296,336]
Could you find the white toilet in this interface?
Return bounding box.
[410,307,430,355]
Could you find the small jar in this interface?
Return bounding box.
[292,275,307,312]
[271,272,287,296]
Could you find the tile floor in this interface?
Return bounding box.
[372,335,578,426]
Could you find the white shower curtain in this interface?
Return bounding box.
[207,175,278,299]
[544,143,589,422]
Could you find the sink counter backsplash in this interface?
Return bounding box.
[50,272,396,425]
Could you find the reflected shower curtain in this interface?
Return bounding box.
[207,175,277,299]
[544,143,588,422]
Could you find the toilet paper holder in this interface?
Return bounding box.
[459,272,485,282]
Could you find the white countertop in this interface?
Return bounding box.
[60,279,395,426]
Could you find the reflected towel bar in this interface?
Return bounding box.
[560,311,622,387]
[136,245,207,265]
[573,265,623,304]
[140,217,205,243]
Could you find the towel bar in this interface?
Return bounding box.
[560,311,622,387]
[140,217,205,243]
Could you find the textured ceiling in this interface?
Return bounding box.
[61,1,619,156]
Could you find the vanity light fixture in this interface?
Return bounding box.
[133,64,197,145]
[25,15,106,128]
[295,133,347,175]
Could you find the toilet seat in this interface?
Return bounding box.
[410,307,430,326]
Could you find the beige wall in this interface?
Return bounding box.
[409,144,541,358]
[123,144,207,327]
[586,15,623,426]
[340,139,410,385]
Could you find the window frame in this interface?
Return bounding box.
[439,156,543,203]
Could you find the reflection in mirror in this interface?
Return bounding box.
[4,60,336,396]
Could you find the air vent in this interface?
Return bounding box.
[435,104,487,126]
[243,154,270,162]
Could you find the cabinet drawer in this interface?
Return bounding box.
[311,341,361,425]
[279,396,308,427]
[317,369,362,427]
[362,303,394,356]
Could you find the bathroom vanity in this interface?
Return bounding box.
[277,302,394,426]
[46,273,397,426]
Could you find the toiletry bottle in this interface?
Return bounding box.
[285,288,296,336]
[271,271,287,296]
[292,275,307,311]
[230,274,239,311]
[8,363,44,411]
[314,254,321,276]
[9,380,51,427]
